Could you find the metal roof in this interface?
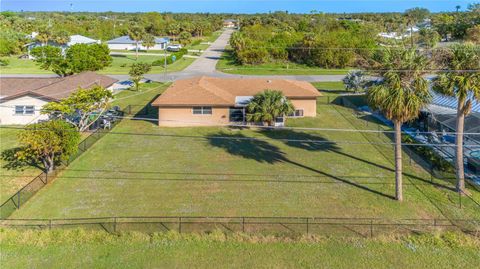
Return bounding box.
[430,90,480,114]
[107,35,169,44]
[67,35,100,46]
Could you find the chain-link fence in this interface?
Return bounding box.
[123,104,157,116]
[0,117,123,219]
[1,216,479,237]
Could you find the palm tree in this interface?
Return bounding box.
[167,23,180,42]
[367,48,431,201]
[127,25,145,60]
[36,27,52,46]
[432,43,480,194]
[142,34,156,52]
[343,71,367,93]
[53,30,71,45]
[246,90,295,126]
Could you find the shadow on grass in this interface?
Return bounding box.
[124,93,161,126]
[207,131,395,200]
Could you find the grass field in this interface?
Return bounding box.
[0,54,195,75]
[99,54,195,74]
[0,83,168,205]
[8,84,480,221]
[0,128,43,201]
[0,57,53,74]
[216,49,351,75]
[1,229,479,268]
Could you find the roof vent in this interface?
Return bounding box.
[267,80,272,83]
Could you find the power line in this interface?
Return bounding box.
[1,125,479,148]
[219,67,480,73]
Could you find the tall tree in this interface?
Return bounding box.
[42,86,113,132]
[142,34,156,52]
[14,120,80,173]
[178,31,192,46]
[167,23,180,41]
[53,30,70,45]
[31,43,112,76]
[128,24,145,60]
[367,48,431,201]
[246,90,295,126]
[129,62,152,91]
[36,27,52,46]
[432,43,480,194]
[404,8,430,46]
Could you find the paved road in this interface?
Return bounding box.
[1,29,346,82]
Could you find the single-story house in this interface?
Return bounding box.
[26,34,101,59]
[107,36,170,51]
[152,76,321,127]
[223,19,238,28]
[0,72,117,125]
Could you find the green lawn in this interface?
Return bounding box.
[111,82,169,109]
[0,127,43,201]
[8,94,480,221]
[99,54,195,74]
[216,49,351,75]
[1,229,479,269]
[0,84,168,204]
[0,54,195,75]
[0,57,53,74]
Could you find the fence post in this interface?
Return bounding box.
[306,218,309,235]
[179,217,182,233]
[242,217,245,233]
[17,192,20,209]
[113,217,117,233]
[49,219,52,230]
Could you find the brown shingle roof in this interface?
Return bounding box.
[0,72,118,102]
[152,76,321,107]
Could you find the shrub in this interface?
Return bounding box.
[0,58,9,66]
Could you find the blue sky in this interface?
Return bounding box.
[0,0,476,13]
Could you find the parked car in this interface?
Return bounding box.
[166,44,182,52]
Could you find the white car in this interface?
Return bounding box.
[166,44,182,52]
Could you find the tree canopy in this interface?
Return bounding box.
[30,43,112,76]
[42,86,113,132]
[12,120,80,173]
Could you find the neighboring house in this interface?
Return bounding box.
[152,76,321,127]
[223,19,238,28]
[26,33,101,59]
[378,26,420,40]
[107,36,170,50]
[0,72,117,125]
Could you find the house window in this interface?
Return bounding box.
[14,106,35,115]
[288,109,304,117]
[229,107,244,122]
[192,106,212,115]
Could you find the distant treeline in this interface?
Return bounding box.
[0,12,225,56]
[228,6,479,68]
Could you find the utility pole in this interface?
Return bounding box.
[164,44,167,81]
